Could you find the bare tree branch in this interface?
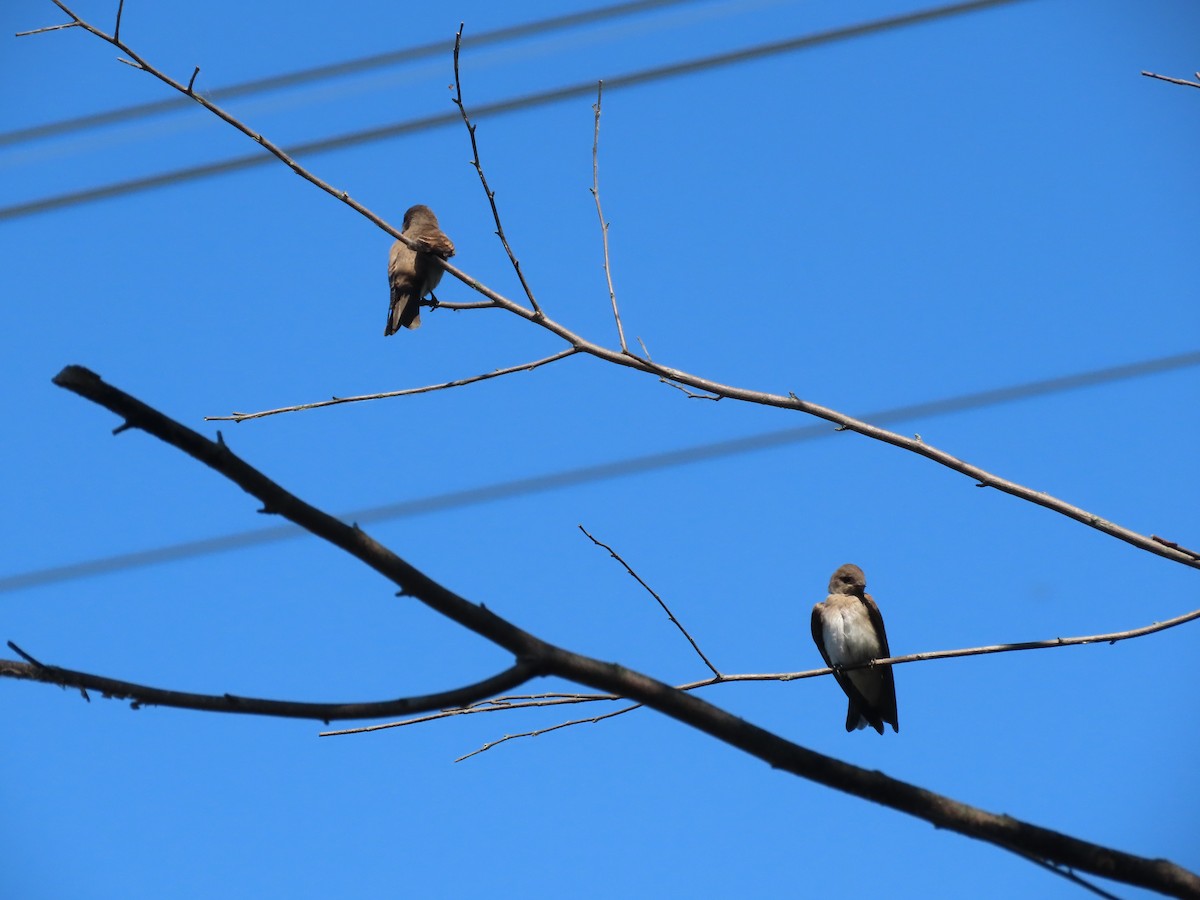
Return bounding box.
[452,24,542,317]
[0,641,540,721]
[206,348,579,422]
[579,524,721,677]
[1141,70,1200,89]
[42,0,1200,574]
[322,601,1200,745]
[30,364,1198,899]
[589,80,630,353]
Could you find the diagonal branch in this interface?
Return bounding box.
[43,363,1200,899]
[43,0,1200,573]
[452,24,542,317]
[579,524,721,677]
[206,348,579,422]
[1,641,539,722]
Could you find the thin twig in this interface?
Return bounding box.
[1011,848,1126,900]
[440,693,593,710]
[113,0,125,43]
[660,379,722,401]
[206,348,578,422]
[589,81,629,353]
[579,525,721,677]
[7,640,46,666]
[452,24,543,317]
[430,299,497,310]
[320,691,611,737]
[15,20,79,36]
[1141,70,1200,89]
[455,703,642,762]
[636,336,720,399]
[186,66,200,94]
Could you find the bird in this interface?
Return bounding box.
[810,563,899,734]
[385,204,456,335]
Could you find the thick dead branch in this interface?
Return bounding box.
[23,364,1197,899]
[1,644,538,722]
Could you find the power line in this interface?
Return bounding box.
[0,0,1029,222]
[2,348,1194,595]
[1,0,700,148]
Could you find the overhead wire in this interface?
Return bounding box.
[1,348,1194,594]
[0,0,702,147]
[0,0,1030,222]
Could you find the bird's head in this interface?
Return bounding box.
[828,563,867,595]
[402,204,438,231]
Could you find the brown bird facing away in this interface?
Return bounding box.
[810,563,899,734]
[385,204,456,335]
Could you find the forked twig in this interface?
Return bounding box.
[637,336,720,400]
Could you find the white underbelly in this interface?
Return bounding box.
[822,606,880,665]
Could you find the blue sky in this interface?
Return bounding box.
[3,1,1198,897]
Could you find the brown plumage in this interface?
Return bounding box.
[810,563,899,734]
[385,204,455,335]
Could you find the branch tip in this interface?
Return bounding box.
[8,641,46,667]
[15,20,81,37]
